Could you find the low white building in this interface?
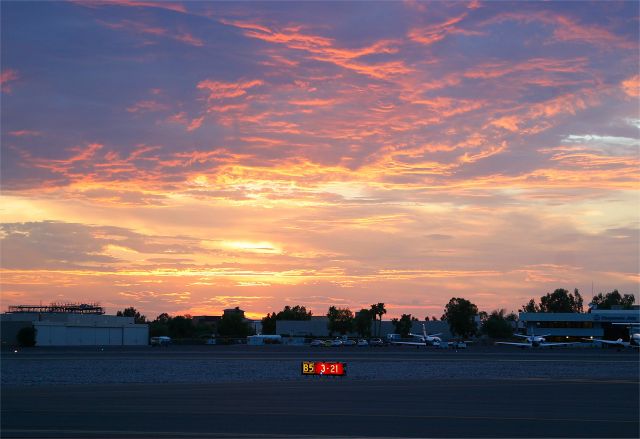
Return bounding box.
[1,311,148,346]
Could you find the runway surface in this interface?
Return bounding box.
[2,346,639,437]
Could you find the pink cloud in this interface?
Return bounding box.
[8,130,41,137]
[409,97,485,117]
[174,32,204,47]
[72,0,187,14]
[1,69,19,93]
[187,116,204,132]
[164,112,205,132]
[408,13,482,46]
[166,111,188,125]
[206,103,248,113]
[402,0,428,13]
[98,19,203,47]
[464,57,588,80]
[197,79,263,101]
[127,100,170,113]
[482,11,635,50]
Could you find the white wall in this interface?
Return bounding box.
[34,323,148,346]
[123,326,148,345]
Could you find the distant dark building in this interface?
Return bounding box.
[223,307,245,318]
[194,308,258,336]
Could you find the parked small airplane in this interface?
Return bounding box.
[612,323,640,346]
[390,324,443,347]
[496,332,577,348]
[585,337,640,349]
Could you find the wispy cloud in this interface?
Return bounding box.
[1,69,19,93]
[73,0,187,14]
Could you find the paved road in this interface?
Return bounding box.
[2,379,638,438]
[2,346,639,437]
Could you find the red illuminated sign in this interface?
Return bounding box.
[301,361,346,376]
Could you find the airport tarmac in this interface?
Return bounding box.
[2,346,639,437]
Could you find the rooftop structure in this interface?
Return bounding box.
[8,302,105,315]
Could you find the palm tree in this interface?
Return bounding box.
[370,303,386,337]
[369,304,378,336]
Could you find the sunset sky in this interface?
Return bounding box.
[1,1,638,320]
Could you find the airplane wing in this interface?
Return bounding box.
[539,342,579,347]
[391,341,426,346]
[591,339,626,346]
[495,342,531,347]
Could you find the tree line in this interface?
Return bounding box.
[117,288,634,340]
[116,307,253,339]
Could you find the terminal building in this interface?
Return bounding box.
[1,303,149,346]
[519,308,640,340]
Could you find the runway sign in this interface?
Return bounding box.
[301,361,346,376]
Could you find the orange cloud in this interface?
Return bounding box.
[289,98,338,107]
[489,116,520,132]
[621,74,639,97]
[222,20,409,80]
[458,142,508,164]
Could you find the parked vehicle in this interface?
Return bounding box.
[310,339,324,347]
[357,339,369,347]
[369,338,385,347]
[150,336,171,347]
[330,339,343,347]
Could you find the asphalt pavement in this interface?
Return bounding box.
[2,346,639,437]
